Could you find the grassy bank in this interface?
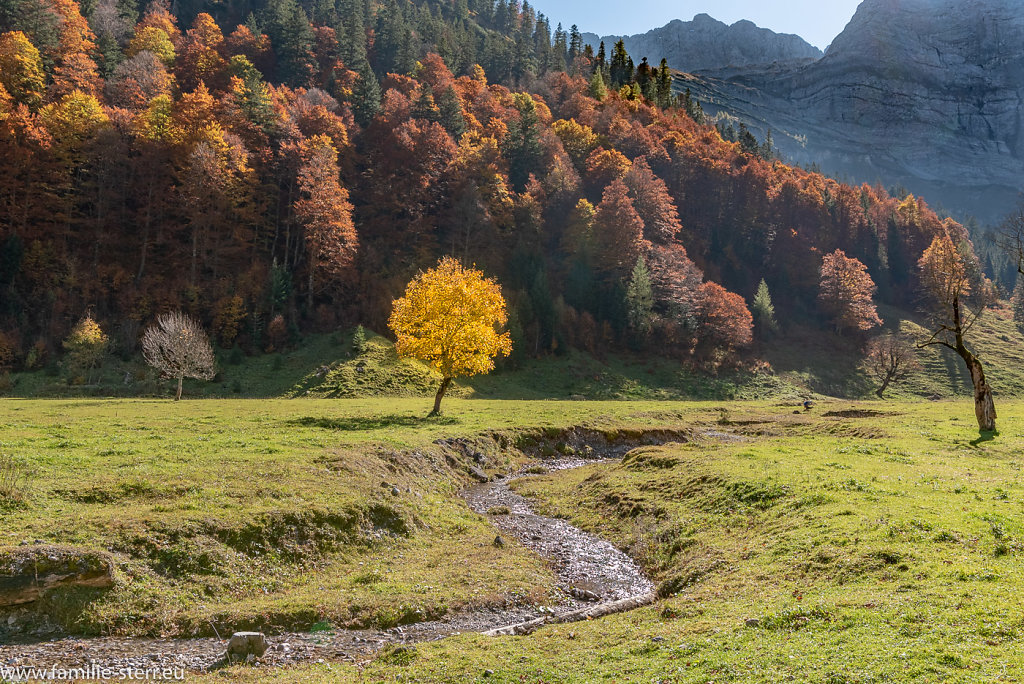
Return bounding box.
[196,400,1024,682]
[0,398,727,637]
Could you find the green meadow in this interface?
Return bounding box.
[2,396,1023,682]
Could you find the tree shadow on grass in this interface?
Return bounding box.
[289,414,458,431]
[970,430,998,447]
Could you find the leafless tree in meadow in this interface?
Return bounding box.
[142,312,216,400]
[867,334,920,398]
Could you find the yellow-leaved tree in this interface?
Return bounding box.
[389,257,512,416]
[63,315,108,384]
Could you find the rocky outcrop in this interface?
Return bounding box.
[0,546,114,607]
[582,14,822,73]
[679,0,1024,222]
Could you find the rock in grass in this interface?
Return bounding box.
[493,535,506,548]
[469,466,489,482]
[225,632,269,662]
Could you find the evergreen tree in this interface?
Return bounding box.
[738,123,760,156]
[532,14,552,73]
[262,0,316,86]
[609,39,631,88]
[656,58,672,109]
[751,278,779,337]
[635,57,654,101]
[504,92,542,191]
[594,40,606,75]
[552,22,567,70]
[374,0,413,75]
[412,83,440,122]
[437,85,465,139]
[351,62,380,126]
[680,88,705,124]
[760,129,776,161]
[625,256,654,339]
[568,24,581,64]
[337,0,367,67]
[588,69,607,101]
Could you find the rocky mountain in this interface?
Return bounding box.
[581,14,822,73]
[676,0,1024,223]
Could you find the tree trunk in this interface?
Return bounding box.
[961,350,996,431]
[429,377,451,417]
[307,260,315,313]
[176,375,183,401]
[953,296,996,432]
[876,370,894,399]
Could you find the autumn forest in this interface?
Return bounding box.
[0,0,986,371]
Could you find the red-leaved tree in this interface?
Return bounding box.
[818,249,882,333]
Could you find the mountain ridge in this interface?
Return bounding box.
[673,0,1024,222]
[582,14,822,74]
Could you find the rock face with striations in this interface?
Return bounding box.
[582,14,822,73]
[678,0,1024,222]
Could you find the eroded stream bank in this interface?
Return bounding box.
[0,430,678,672]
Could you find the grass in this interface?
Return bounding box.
[0,397,734,637]
[6,305,1024,403]
[192,399,1024,682]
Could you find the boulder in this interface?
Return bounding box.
[225,632,270,662]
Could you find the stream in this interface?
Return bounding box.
[0,457,655,672]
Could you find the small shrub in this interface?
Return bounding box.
[24,340,46,370]
[265,314,287,352]
[0,454,30,505]
[352,325,367,354]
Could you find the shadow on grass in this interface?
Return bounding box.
[970,430,998,447]
[289,414,458,431]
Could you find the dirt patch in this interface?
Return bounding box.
[823,409,897,419]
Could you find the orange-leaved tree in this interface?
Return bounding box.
[389,257,512,416]
[918,233,996,432]
[818,249,882,333]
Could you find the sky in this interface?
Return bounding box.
[531,0,864,51]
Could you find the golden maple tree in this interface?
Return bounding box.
[389,257,512,415]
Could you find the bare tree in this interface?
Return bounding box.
[867,334,920,398]
[142,312,216,400]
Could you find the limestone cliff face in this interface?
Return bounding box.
[581,14,822,73]
[679,0,1024,222]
